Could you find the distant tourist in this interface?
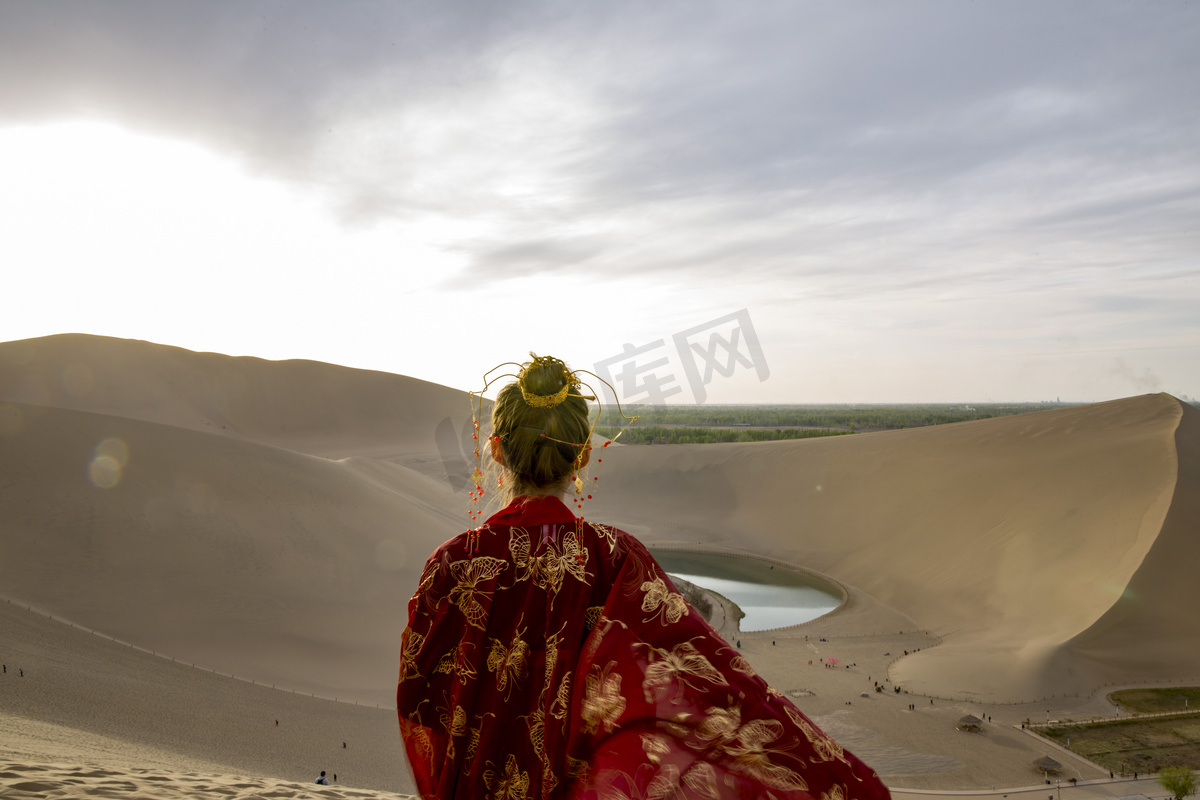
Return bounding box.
[315,771,329,785]
[397,354,889,800]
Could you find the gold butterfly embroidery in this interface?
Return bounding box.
[550,671,572,722]
[641,733,671,764]
[682,762,721,800]
[402,720,435,769]
[822,785,848,800]
[466,712,494,762]
[785,705,849,765]
[541,626,572,732]
[642,639,728,703]
[581,662,626,734]
[447,556,507,629]
[543,625,563,689]
[690,705,808,791]
[527,708,546,761]
[541,764,559,798]
[487,628,530,699]
[521,707,560,797]
[566,755,590,781]
[440,703,467,736]
[641,576,689,625]
[413,560,439,600]
[434,641,478,681]
[509,527,536,583]
[647,764,682,800]
[483,754,530,800]
[439,704,467,760]
[728,653,757,677]
[584,519,619,554]
[584,605,605,632]
[400,702,434,768]
[539,530,589,596]
[509,526,589,608]
[398,628,425,683]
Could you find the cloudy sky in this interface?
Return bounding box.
[1,1,1197,403]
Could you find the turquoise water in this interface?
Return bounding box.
[652,550,842,632]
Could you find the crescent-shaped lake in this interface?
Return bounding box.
[652,549,843,632]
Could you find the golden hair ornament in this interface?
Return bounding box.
[521,381,572,408]
[464,354,639,537]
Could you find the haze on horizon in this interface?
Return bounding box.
[0,1,1196,404]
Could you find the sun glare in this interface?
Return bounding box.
[0,120,465,362]
[2,121,245,240]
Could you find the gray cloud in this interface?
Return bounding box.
[0,1,513,165]
[453,235,608,279]
[2,0,1197,294]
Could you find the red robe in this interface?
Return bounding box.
[398,496,889,800]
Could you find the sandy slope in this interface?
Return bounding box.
[0,757,416,800]
[0,398,462,706]
[587,393,1193,701]
[0,333,474,465]
[1065,401,1200,680]
[0,599,416,795]
[0,562,1113,794]
[2,333,1199,788]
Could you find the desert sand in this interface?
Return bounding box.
[2,333,1198,796]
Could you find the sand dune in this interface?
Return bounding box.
[0,599,416,794]
[586,392,1194,701]
[2,333,1199,788]
[1065,401,1200,679]
[0,398,462,705]
[0,333,474,464]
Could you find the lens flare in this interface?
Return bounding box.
[89,456,122,489]
[95,438,129,465]
[88,437,129,489]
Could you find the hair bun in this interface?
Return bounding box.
[518,354,575,408]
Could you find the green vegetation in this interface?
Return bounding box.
[1041,713,1200,773]
[594,425,851,445]
[1111,688,1200,715]
[1159,766,1198,799]
[591,402,1074,444]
